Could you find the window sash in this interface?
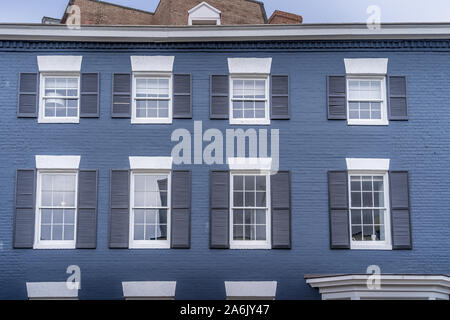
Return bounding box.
[34,171,78,248]
[129,172,171,248]
[230,77,269,123]
[348,172,391,248]
[230,173,271,248]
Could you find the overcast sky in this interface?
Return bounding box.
[0,0,449,23]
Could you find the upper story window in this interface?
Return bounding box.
[188,2,221,26]
[33,155,81,250]
[130,56,175,124]
[130,171,171,249]
[41,75,80,120]
[344,58,388,126]
[347,77,387,125]
[230,172,271,249]
[349,172,390,248]
[228,58,272,125]
[37,56,83,123]
[133,75,172,123]
[346,158,392,250]
[231,77,269,124]
[35,171,78,249]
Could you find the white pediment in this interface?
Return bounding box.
[188,2,221,25]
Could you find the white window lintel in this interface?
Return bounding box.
[346,158,390,171]
[26,282,78,299]
[129,156,173,170]
[122,281,176,299]
[37,56,82,72]
[35,155,81,170]
[130,56,175,73]
[228,58,272,75]
[344,58,388,75]
[228,157,272,172]
[225,281,277,299]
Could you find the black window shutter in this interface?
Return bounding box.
[327,76,347,120]
[210,170,229,248]
[173,74,192,119]
[171,170,191,248]
[14,169,36,248]
[271,171,291,249]
[110,170,130,248]
[389,76,408,120]
[80,73,99,118]
[389,171,412,249]
[271,75,289,120]
[76,170,98,249]
[112,73,131,118]
[210,75,229,119]
[18,73,38,118]
[328,171,350,249]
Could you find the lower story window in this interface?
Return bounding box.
[35,171,78,249]
[230,173,270,249]
[349,172,391,249]
[130,172,171,248]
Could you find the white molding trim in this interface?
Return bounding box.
[306,275,450,300]
[129,157,173,170]
[344,58,388,75]
[228,58,272,75]
[26,282,79,299]
[188,2,221,26]
[130,56,174,73]
[122,281,176,299]
[37,56,82,72]
[228,157,272,171]
[225,281,277,299]
[6,24,450,42]
[346,158,390,171]
[35,155,81,170]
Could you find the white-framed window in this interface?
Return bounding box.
[39,73,80,123]
[34,170,78,249]
[230,172,271,249]
[230,76,270,125]
[348,171,391,250]
[347,76,388,126]
[132,74,172,124]
[129,171,171,249]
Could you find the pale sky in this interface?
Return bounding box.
[0,0,449,23]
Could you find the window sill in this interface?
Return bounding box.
[38,117,80,124]
[131,118,172,125]
[229,119,270,126]
[230,243,271,250]
[347,120,388,126]
[33,242,76,250]
[350,242,392,250]
[129,241,171,249]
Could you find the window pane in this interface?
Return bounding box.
[351,192,361,207]
[244,176,255,191]
[233,192,243,207]
[363,226,374,241]
[52,225,63,241]
[41,225,52,241]
[244,192,255,206]
[255,226,266,240]
[351,225,362,241]
[234,176,243,191]
[63,225,74,241]
[255,210,266,224]
[362,209,373,224]
[41,209,52,224]
[134,225,145,240]
[255,192,266,207]
[53,209,63,224]
[233,210,244,224]
[134,209,145,224]
[351,210,361,225]
[233,225,244,240]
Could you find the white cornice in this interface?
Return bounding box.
[2,23,450,42]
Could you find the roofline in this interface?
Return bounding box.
[2,23,450,42]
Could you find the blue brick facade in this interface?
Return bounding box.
[0,40,449,299]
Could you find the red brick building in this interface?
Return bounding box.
[57,0,302,25]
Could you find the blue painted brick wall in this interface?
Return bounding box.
[0,41,449,299]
